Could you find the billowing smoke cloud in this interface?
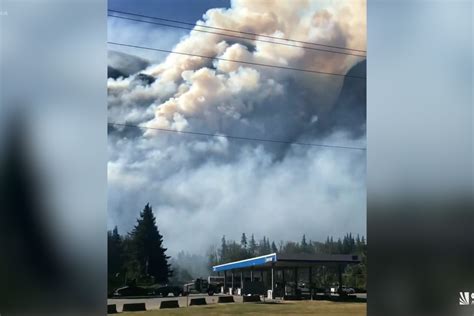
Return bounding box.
[108,0,366,256]
[108,51,150,79]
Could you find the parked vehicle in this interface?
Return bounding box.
[153,285,183,297]
[329,285,356,295]
[112,284,182,297]
[113,285,150,297]
[183,277,222,296]
[341,287,355,295]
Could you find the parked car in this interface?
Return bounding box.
[113,285,150,297]
[113,284,182,297]
[341,287,356,295]
[328,286,356,295]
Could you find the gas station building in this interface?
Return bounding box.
[212,252,360,299]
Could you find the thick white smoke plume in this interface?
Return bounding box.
[108,0,366,255]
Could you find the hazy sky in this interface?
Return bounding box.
[107,0,367,256]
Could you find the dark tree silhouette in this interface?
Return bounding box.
[301,234,308,247]
[108,226,125,291]
[271,241,278,253]
[249,234,257,256]
[240,233,248,249]
[129,203,172,284]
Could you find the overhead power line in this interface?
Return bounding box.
[108,9,366,53]
[108,14,366,58]
[107,42,367,80]
[108,122,367,151]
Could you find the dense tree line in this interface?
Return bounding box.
[107,204,172,293]
[108,204,367,291]
[207,233,367,289]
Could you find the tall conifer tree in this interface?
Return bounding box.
[129,203,172,284]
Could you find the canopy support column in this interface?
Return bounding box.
[231,271,234,295]
[294,267,298,295]
[271,263,275,299]
[338,265,343,294]
[224,271,227,293]
[282,269,286,295]
[240,271,244,295]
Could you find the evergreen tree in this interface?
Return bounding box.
[129,203,172,284]
[260,236,266,255]
[342,234,350,254]
[108,226,124,291]
[122,234,141,283]
[356,234,361,246]
[265,237,271,253]
[337,238,343,254]
[305,235,314,253]
[281,241,300,254]
[271,241,278,253]
[249,234,257,256]
[259,236,271,254]
[108,226,124,277]
[240,233,248,249]
[301,234,309,252]
[220,235,228,262]
[227,241,245,261]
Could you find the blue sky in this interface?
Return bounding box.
[108,0,230,22]
[108,0,230,63]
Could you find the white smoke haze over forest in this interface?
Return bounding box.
[108,0,367,256]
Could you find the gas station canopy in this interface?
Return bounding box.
[212,253,360,272]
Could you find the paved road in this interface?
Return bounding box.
[108,293,367,312]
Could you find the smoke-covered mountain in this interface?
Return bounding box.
[108,50,150,78]
[107,0,367,256]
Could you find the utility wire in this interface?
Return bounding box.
[107,42,367,80]
[108,9,366,53]
[108,14,366,58]
[108,122,366,151]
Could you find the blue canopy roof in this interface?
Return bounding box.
[213,253,277,272]
[212,253,359,272]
